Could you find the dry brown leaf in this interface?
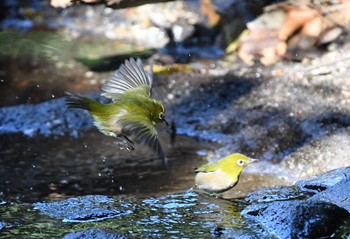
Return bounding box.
[279,6,320,41]
[236,1,350,65]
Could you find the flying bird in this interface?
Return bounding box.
[66,58,169,167]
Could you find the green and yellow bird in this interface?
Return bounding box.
[195,153,256,194]
[66,58,169,167]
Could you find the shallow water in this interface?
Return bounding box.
[0,129,289,203]
[0,131,206,202]
[0,192,264,238]
[0,131,274,238]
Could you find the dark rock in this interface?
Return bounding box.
[242,200,349,239]
[33,195,133,222]
[243,200,300,238]
[243,168,350,238]
[312,180,350,213]
[245,185,306,204]
[291,201,349,239]
[295,167,350,194]
[62,228,128,239]
[0,93,111,138]
[0,97,92,137]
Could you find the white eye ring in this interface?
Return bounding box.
[159,112,164,119]
[237,159,245,166]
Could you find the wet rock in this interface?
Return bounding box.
[62,228,128,239]
[243,200,349,239]
[295,167,350,194]
[242,168,350,238]
[0,96,94,137]
[0,190,263,238]
[245,185,306,204]
[312,180,350,213]
[33,195,133,222]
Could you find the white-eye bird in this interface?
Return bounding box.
[66,58,169,167]
[195,153,256,194]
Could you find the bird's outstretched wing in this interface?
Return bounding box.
[102,58,153,100]
[195,161,219,173]
[121,119,168,168]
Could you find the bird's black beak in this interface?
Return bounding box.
[163,118,169,127]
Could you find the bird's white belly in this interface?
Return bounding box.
[195,169,235,193]
[94,108,127,136]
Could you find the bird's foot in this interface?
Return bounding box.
[114,137,135,151]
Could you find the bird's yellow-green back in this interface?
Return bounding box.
[196,153,251,180]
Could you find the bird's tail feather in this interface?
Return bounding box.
[65,92,92,110]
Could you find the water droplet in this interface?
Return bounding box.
[36,84,40,88]
[51,94,55,98]
[32,164,36,168]
[167,93,174,100]
[119,186,123,191]
[98,173,101,177]
[196,150,208,156]
[84,145,88,148]
[60,179,68,184]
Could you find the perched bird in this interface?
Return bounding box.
[66,58,169,167]
[195,153,256,195]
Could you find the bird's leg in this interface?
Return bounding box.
[114,135,135,151]
[123,136,134,145]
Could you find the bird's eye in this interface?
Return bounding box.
[237,159,245,166]
[159,112,164,119]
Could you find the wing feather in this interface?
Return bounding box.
[102,58,153,100]
[124,60,143,85]
[129,58,152,86]
[120,120,165,162]
[195,161,219,173]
